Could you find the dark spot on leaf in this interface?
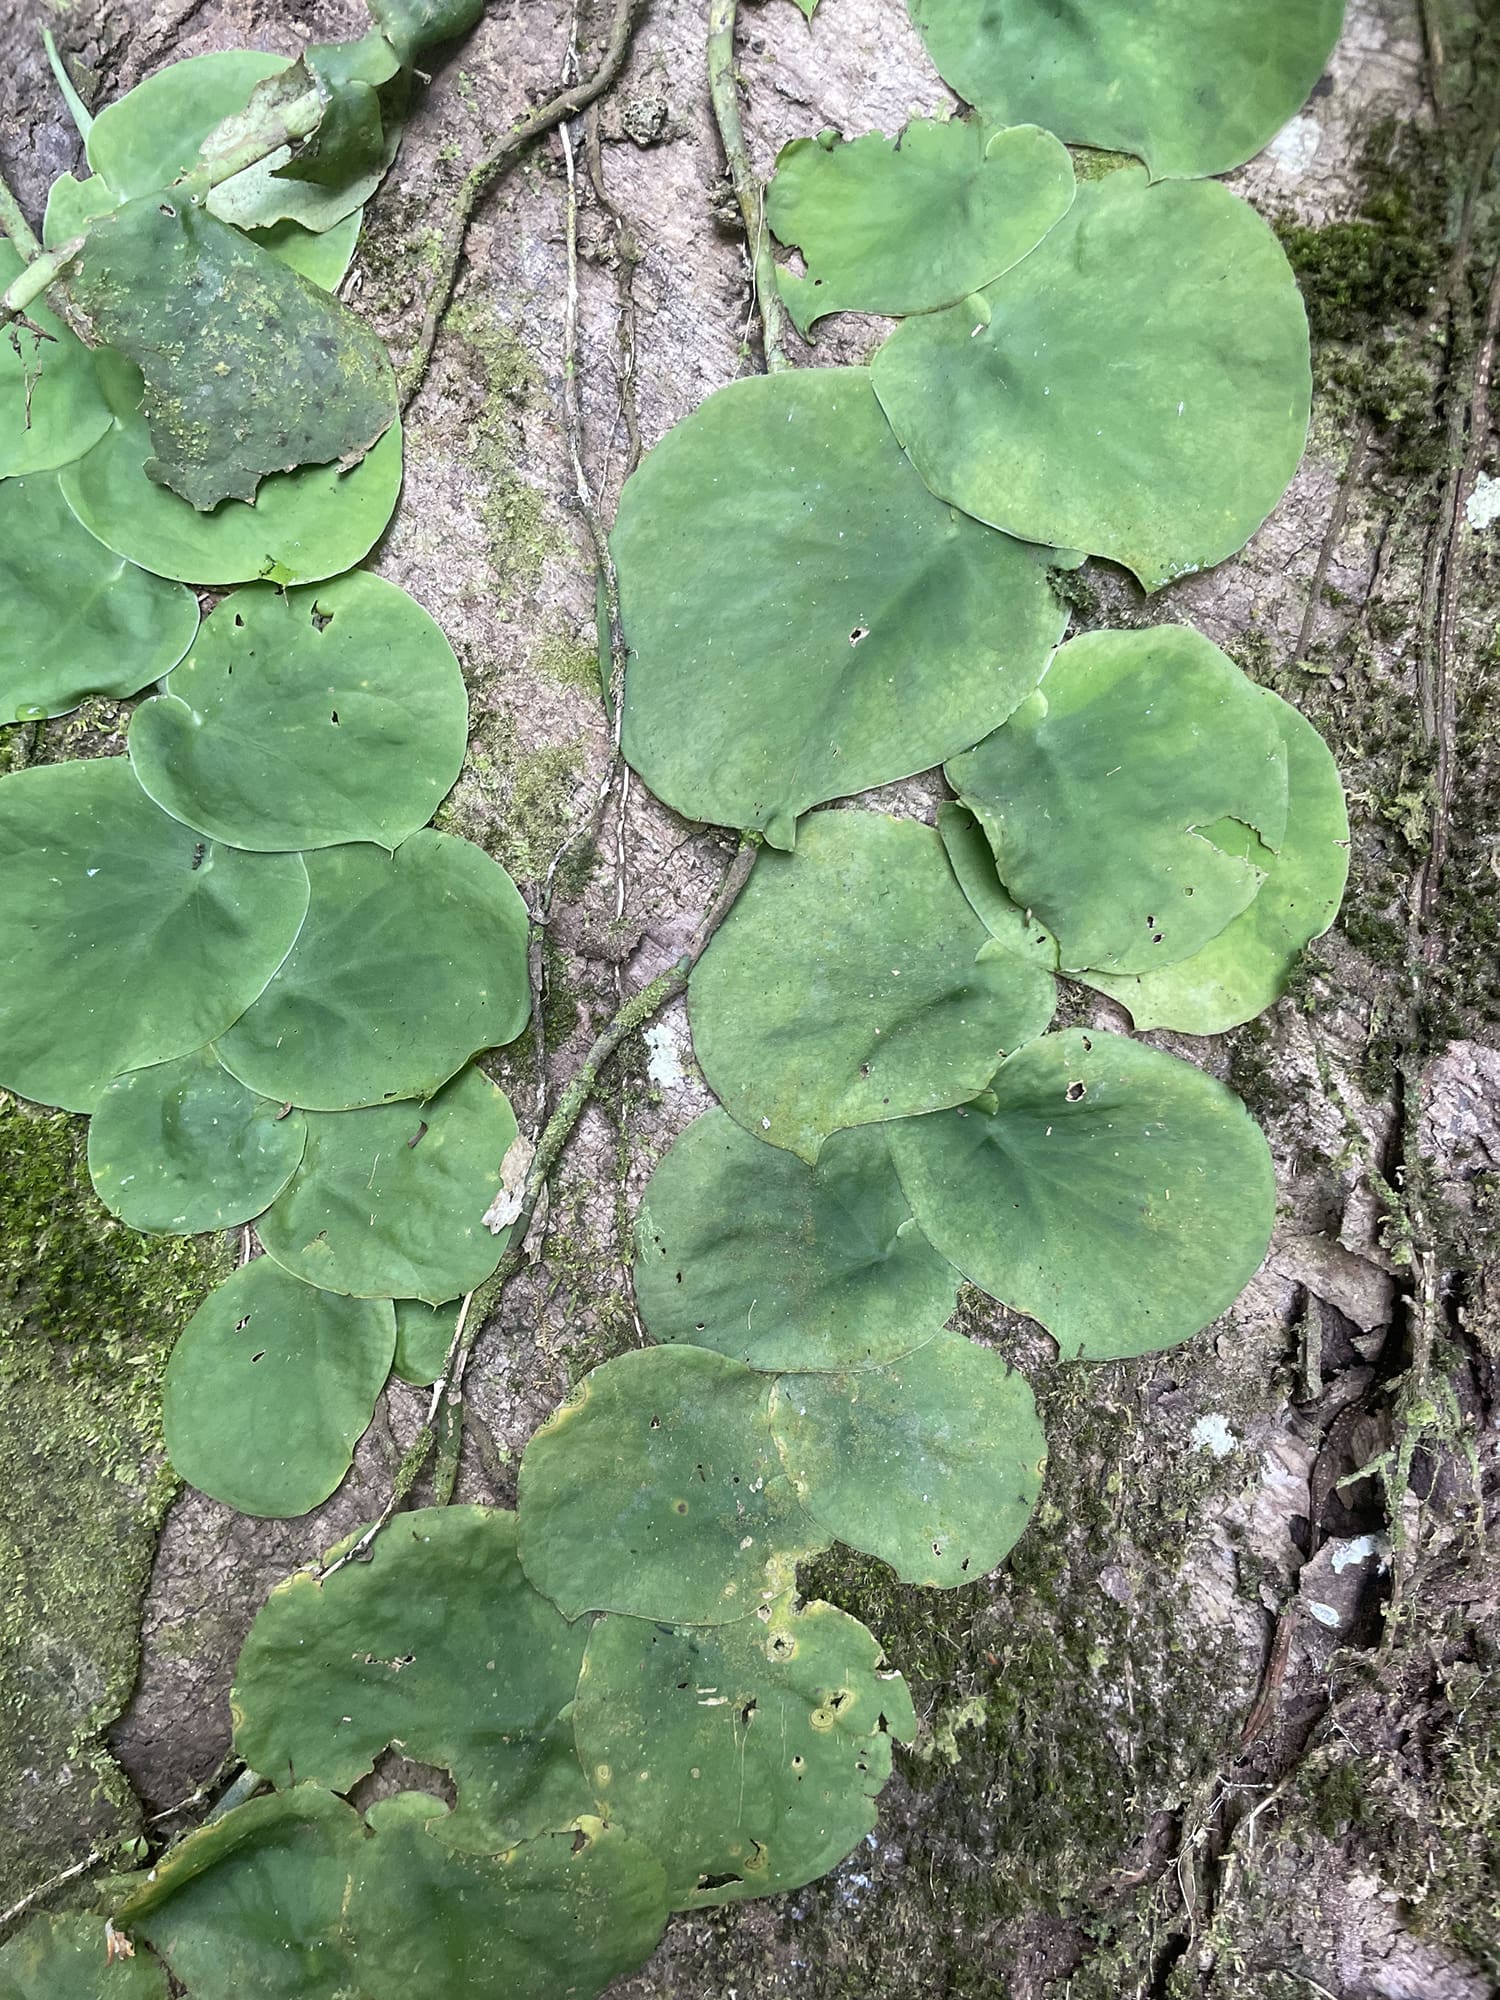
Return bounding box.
[849,626,868,645]
[250,1350,266,1362]
[405,1120,428,1149]
[191,842,206,870]
[740,1699,757,1725]
[235,1315,251,1331]
[1066,1081,1086,1101]
[330,711,339,725]
[673,1500,689,1514]
[311,608,333,633]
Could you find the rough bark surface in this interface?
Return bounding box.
[0,0,1497,1993]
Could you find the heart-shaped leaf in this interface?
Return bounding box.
[0,472,198,723]
[871,168,1311,590]
[908,0,1346,180]
[0,243,111,478]
[258,1066,516,1302]
[768,119,1074,335]
[129,573,468,853]
[163,1258,395,1515]
[0,759,308,1113]
[888,1028,1275,1359]
[87,1045,307,1234]
[946,627,1290,975]
[616,368,1066,848]
[769,1331,1046,1586]
[573,1595,916,1906]
[634,1109,957,1371]
[691,810,1056,1160]
[232,1507,595,1849]
[216,834,531,1111]
[517,1344,827,1624]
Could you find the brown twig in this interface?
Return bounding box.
[1288,419,1370,670]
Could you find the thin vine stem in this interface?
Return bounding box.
[0,165,41,262]
[706,0,789,372]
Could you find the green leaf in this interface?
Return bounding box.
[691,810,1056,1161]
[393,1296,461,1384]
[0,243,111,478]
[887,1028,1276,1360]
[870,168,1311,591]
[344,1799,669,2000]
[258,1067,516,1302]
[69,194,396,510]
[946,627,1290,976]
[634,1110,957,1371]
[517,1344,828,1624]
[616,368,1066,848]
[0,759,308,1114]
[367,0,487,63]
[769,1331,1046,1586]
[1084,690,1349,1031]
[216,834,531,1111]
[0,473,198,723]
[87,1045,307,1234]
[907,0,1346,181]
[41,172,118,245]
[116,1787,366,2000]
[163,1259,395,1515]
[129,573,468,853]
[768,119,1074,336]
[574,1595,916,1906]
[60,350,403,587]
[232,1506,596,1848]
[935,801,1058,967]
[0,1916,167,2000]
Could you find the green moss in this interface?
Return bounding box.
[530,622,603,695]
[0,1096,230,1901]
[433,711,582,885]
[444,295,567,593]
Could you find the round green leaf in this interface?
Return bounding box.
[0,1917,167,2000]
[129,573,468,853]
[216,834,531,1111]
[888,1028,1276,1360]
[871,169,1311,591]
[946,627,1290,976]
[691,810,1056,1161]
[163,1258,395,1516]
[345,1800,669,2000]
[0,243,111,478]
[116,1787,366,2000]
[935,800,1059,968]
[908,0,1345,181]
[634,1109,957,1371]
[60,352,403,588]
[574,1595,917,1907]
[616,368,1066,848]
[393,1296,460,1384]
[769,1331,1046,1586]
[87,1045,307,1234]
[0,473,198,723]
[233,1507,595,1849]
[1085,690,1350,1032]
[768,119,1074,335]
[0,759,309,1114]
[258,1067,516,1302]
[517,1344,828,1624]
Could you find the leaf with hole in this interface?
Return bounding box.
[946,627,1290,976]
[69,194,396,510]
[116,1787,366,2000]
[258,1067,515,1302]
[393,1297,461,1385]
[871,169,1311,590]
[634,1109,956,1371]
[769,1331,1045,1586]
[0,473,198,723]
[163,1258,395,1516]
[907,0,1346,181]
[517,1344,828,1624]
[216,834,530,1111]
[888,1028,1276,1359]
[1085,690,1350,1032]
[87,1045,307,1234]
[0,759,308,1113]
[60,351,403,588]
[616,368,1066,848]
[691,810,1056,1161]
[232,1507,595,1848]
[129,574,467,852]
[0,1916,167,2000]
[573,1595,916,1906]
[0,242,111,479]
[344,1797,669,2000]
[768,119,1074,336]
